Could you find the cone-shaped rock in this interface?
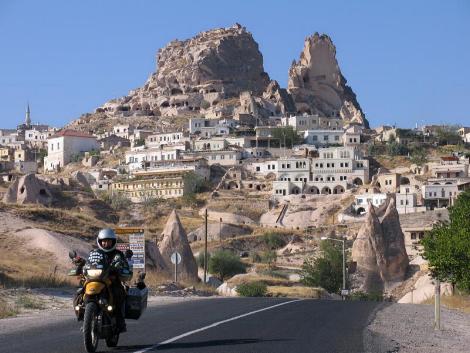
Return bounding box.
[3,173,53,205]
[351,202,384,292]
[379,198,409,283]
[159,210,198,282]
[352,198,409,293]
[145,240,169,272]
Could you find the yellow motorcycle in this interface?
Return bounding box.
[68,249,140,353]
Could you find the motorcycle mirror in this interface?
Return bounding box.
[68,250,77,259]
[125,249,133,259]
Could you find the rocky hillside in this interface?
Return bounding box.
[69,24,368,130]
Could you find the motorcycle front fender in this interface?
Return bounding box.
[85,281,106,295]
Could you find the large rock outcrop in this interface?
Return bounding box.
[288,33,368,127]
[3,174,53,206]
[159,210,198,282]
[351,199,409,292]
[99,24,271,118]
[70,25,367,130]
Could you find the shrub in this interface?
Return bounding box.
[251,252,262,263]
[200,100,211,109]
[261,250,277,267]
[208,250,246,281]
[263,232,287,250]
[197,252,211,269]
[386,142,409,156]
[349,291,383,301]
[0,298,17,319]
[301,241,343,293]
[236,282,267,297]
[109,192,131,211]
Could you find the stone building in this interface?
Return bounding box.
[44,130,99,172]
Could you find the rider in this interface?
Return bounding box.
[91,228,132,333]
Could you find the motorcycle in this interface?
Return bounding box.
[68,249,137,353]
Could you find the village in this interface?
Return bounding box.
[1,19,470,353]
[1,102,469,292]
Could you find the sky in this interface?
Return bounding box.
[0,0,469,129]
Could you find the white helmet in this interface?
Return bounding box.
[97,228,117,253]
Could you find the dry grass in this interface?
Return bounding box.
[226,272,291,287]
[375,155,412,170]
[267,285,324,298]
[15,295,46,310]
[0,297,18,319]
[8,205,110,239]
[423,294,470,314]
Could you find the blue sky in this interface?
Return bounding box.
[0,0,469,128]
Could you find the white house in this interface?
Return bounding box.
[272,146,369,196]
[44,130,99,171]
[113,124,134,139]
[281,114,343,131]
[422,178,460,209]
[353,193,388,214]
[193,137,228,151]
[145,132,188,148]
[430,156,468,179]
[304,130,344,146]
[125,147,182,171]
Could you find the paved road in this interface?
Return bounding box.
[1,298,380,353]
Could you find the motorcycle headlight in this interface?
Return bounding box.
[86,269,103,278]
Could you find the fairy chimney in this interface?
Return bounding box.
[159,209,198,282]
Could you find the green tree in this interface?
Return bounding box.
[386,142,409,156]
[208,250,246,281]
[263,232,286,250]
[421,190,470,291]
[410,147,428,166]
[271,126,303,148]
[435,125,461,145]
[301,241,343,293]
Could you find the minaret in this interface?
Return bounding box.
[25,103,31,126]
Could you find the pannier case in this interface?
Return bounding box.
[125,287,148,320]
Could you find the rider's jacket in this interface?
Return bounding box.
[87,248,133,282]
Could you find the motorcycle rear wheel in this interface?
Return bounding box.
[83,302,99,353]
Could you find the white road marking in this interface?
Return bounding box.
[133,299,304,353]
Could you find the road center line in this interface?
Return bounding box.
[133,299,304,353]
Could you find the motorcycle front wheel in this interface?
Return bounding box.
[106,332,120,347]
[83,302,99,353]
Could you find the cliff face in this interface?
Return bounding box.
[288,33,368,127]
[71,25,367,129]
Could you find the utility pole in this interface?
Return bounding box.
[203,208,208,284]
[434,279,441,330]
[174,257,178,283]
[342,239,346,296]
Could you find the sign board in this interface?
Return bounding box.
[115,228,145,270]
[341,289,350,297]
[170,252,182,265]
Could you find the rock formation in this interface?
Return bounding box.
[3,174,53,206]
[145,240,168,272]
[351,198,409,292]
[69,25,367,130]
[288,33,368,127]
[97,24,271,118]
[159,209,198,282]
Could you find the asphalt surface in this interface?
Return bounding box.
[1,298,380,353]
